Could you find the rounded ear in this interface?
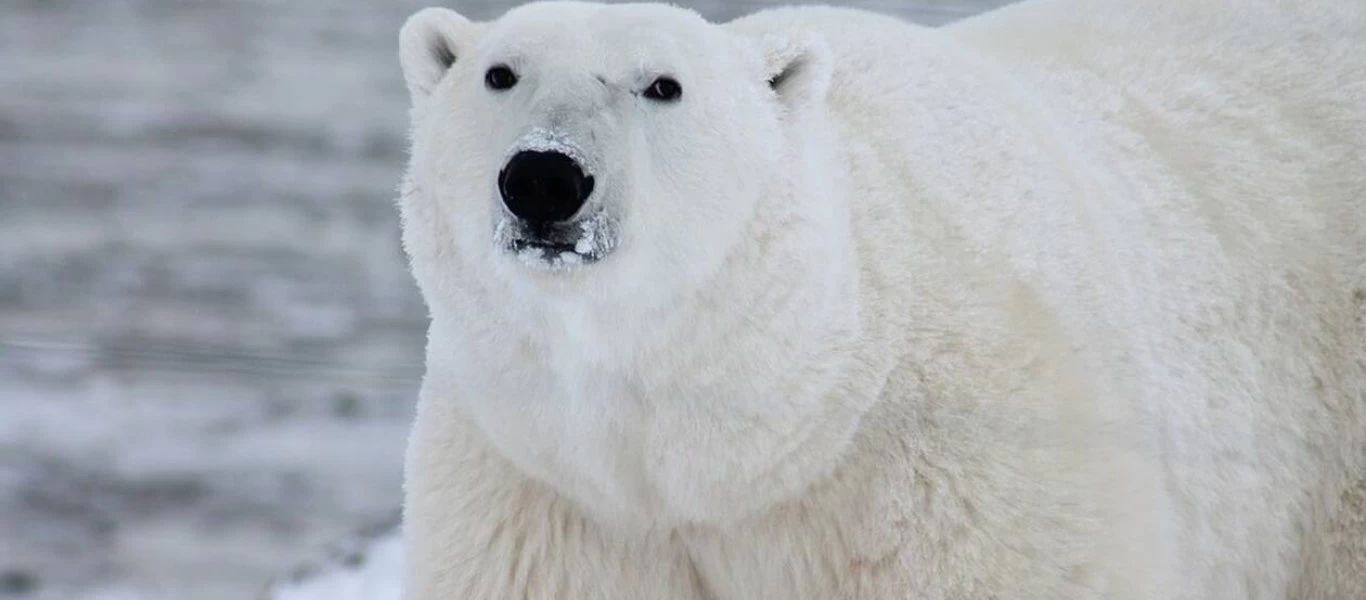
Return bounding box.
[399,7,483,102]
[751,32,832,112]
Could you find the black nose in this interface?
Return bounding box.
[498,150,595,225]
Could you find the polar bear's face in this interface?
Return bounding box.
[399,2,829,310]
[399,3,841,525]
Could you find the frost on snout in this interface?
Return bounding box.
[493,127,620,270]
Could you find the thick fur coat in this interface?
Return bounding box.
[395,1,1366,598]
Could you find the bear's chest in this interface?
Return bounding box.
[463,347,679,524]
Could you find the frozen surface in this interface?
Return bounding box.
[0,1,1010,599]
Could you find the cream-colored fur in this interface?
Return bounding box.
[395,1,1366,598]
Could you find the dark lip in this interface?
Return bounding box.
[501,231,606,266]
[508,238,579,255]
[496,211,614,266]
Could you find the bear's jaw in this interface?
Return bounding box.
[493,209,620,271]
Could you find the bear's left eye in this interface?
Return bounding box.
[642,77,683,102]
[485,65,519,91]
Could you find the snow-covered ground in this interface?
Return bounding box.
[0,1,1007,598]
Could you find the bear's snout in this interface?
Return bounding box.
[498,150,595,226]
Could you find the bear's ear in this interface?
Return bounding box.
[751,32,832,112]
[399,7,484,102]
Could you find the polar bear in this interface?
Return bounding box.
[394,0,1366,598]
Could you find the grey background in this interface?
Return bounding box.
[0,1,1010,599]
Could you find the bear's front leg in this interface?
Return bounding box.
[402,393,706,600]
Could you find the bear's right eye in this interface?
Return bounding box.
[643,76,683,102]
[485,65,518,91]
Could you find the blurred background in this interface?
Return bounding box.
[0,1,1010,598]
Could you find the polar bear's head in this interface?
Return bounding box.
[399,1,833,314]
[398,2,852,526]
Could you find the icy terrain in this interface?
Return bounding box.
[0,1,1007,598]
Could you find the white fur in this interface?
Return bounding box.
[396,1,1366,598]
